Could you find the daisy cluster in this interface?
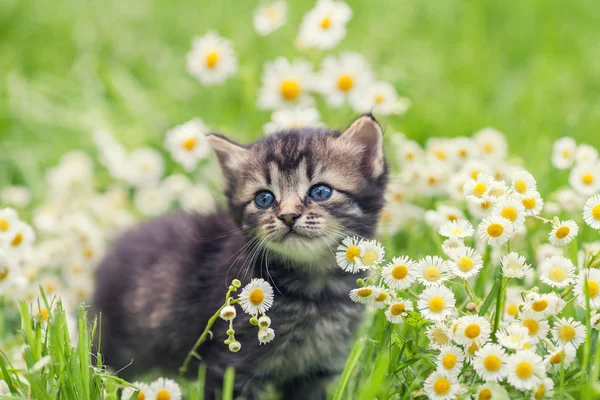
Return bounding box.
[336,140,600,398]
[185,0,410,135]
[122,378,182,400]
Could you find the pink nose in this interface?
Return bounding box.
[278,213,300,228]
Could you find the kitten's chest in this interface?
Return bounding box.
[251,294,362,381]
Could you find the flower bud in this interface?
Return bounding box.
[258,315,271,328]
[226,328,235,336]
[228,341,241,352]
[249,316,259,325]
[220,305,237,321]
[231,279,242,289]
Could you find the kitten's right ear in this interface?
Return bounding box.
[207,134,249,182]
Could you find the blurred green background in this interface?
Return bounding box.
[1,0,600,196]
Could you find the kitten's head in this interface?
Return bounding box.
[208,115,388,265]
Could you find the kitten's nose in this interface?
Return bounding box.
[278,213,300,228]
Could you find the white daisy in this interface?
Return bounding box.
[472,343,509,382]
[497,323,532,350]
[134,186,173,217]
[453,315,491,346]
[186,31,238,85]
[263,106,323,135]
[583,194,600,230]
[395,140,424,166]
[258,327,275,344]
[258,57,315,110]
[536,243,564,265]
[438,220,474,239]
[335,236,362,273]
[521,191,544,216]
[447,173,470,201]
[450,137,478,164]
[517,310,549,344]
[239,278,275,315]
[436,344,465,376]
[384,297,413,324]
[349,81,410,116]
[551,137,577,170]
[381,256,417,290]
[552,317,586,350]
[253,1,287,36]
[556,188,586,212]
[371,289,391,310]
[164,118,210,171]
[576,144,598,165]
[478,216,514,247]
[544,346,576,372]
[532,377,555,399]
[0,208,20,242]
[423,370,461,400]
[125,148,164,187]
[5,220,35,258]
[474,128,508,162]
[569,162,600,196]
[503,287,523,322]
[460,160,493,181]
[316,52,373,108]
[463,173,494,204]
[0,250,18,292]
[575,268,600,309]
[484,180,510,204]
[355,239,385,270]
[493,196,527,228]
[349,286,379,305]
[426,322,452,349]
[512,170,537,198]
[441,237,465,257]
[474,383,509,400]
[148,377,182,400]
[506,350,544,391]
[548,220,579,247]
[416,256,450,287]
[122,382,151,400]
[296,0,352,50]
[0,186,31,208]
[447,247,483,279]
[523,292,562,318]
[219,305,237,321]
[467,199,494,219]
[592,313,600,330]
[540,256,576,288]
[500,252,532,279]
[426,138,454,163]
[417,285,456,321]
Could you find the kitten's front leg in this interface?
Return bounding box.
[279,370,335,400]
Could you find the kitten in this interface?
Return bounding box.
[93,115,388,399]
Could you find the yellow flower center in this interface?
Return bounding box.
[515,361,534,379]
[391,265,408,280]
[0,267,8,281]
[562,150,571,159]
[136,391,146,400]
[507,304,518,316]
[467,341,479,355]
[486,223,504,238]
[589,204,600,220]
[534,385,546,400]
[432,328,449,345]
[249,289,265,305]
[470,170,480,180]
[374,291,388,302]
[587,280,599,297]
[459,149,468,158]
[0,219,9,232]
[337,74,354,92]
[464,323,481,339]
[501,207,517,222]
[558,325,576,341]
[514,179,528,194]
[406,152,414,160]
[478,388,492,400]
[182,138,197,151]
[393,193,403,201]
[434,150,447,160]
[156,389,171,400]
[550,351,563,364]
[423,266,441,282]
[320,16,331,29]
[442,353,457,370]
[582,173,594,185]
[84,248,94,260]
[40,308,49,321]
[345,246,360,262]
[522,319,539,335]
[483,354,501,371]
[357,288,373,297]
[11,233,23,247]
[428,296,445,312]
[205,52,219,69]
[457,257,474,272]
[483,143,494,153]
[481,201,492,210]
[375,95,385,104]
[532,299,548,312]
[280,79,301,100]
[390,303,405,315]
[433,378,450,395]
[361,250,379,266]
[473,182,488,197]
[427,176,437,185]
[522,197,536,209]
[549,267,566,282]
[380,210,392,222]
[555,226,570,239]
[447,214,458,222]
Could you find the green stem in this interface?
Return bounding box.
[179,287,235,377]
[463,280,481,307]
[492,277,507,335]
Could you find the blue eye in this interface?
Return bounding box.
[255,191,275,208]
[308,184,333,201]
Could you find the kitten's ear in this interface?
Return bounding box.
[207,134,249,184]
[339,114,385,178]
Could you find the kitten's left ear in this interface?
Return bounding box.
[207,134,249,186]
[339,114,385,178]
